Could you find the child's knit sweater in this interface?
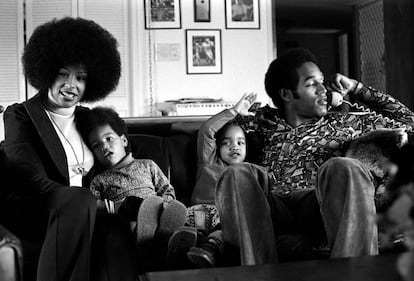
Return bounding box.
[90,153,175,202]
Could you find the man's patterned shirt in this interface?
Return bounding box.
[238,86,414,194]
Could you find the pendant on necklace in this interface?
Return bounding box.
[74,164,86,176]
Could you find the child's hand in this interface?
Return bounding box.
[232,92,257,116]
[96,199,106,210]
[96,199,108,214]
[97,199,115,213]
[163,194,174,209]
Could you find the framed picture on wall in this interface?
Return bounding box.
[194,0,210,22]
[144,0,181,29]
[225,0,260,29]
[186,29,222,74]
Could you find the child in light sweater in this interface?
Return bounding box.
[168,93,257,268]
[77,106,187,252]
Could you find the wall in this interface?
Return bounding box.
[0,0,24,141]
[0,0,276,140]
[383,0,414,109]
[276,32,341,77]
[131,1,276,116]
[355,0,386,92]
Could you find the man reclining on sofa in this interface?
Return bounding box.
[215,48,414,265]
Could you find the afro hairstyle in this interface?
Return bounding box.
[76,106,131,154]
[22,17,121,103]
[264,48,318,109]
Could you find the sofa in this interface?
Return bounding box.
[5,115,402,280]
[0,116,206,281]
[0,115,330,280]
[0,142,24,281]
[125,116,207,207]
[3,114,411,280]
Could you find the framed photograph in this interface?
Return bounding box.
[144,0,181,29]
[186,29,222,74]
[194,0,210,22]
[225,0,260,29]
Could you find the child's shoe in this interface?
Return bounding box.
[187,239,220,268]
[156,200,188,245]
[167,226,197,267]
[136,196,164,250]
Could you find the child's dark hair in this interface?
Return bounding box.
[76,106,131,153]
[215,121,246,157]
[265,48,318,109]
[22,17,121,102]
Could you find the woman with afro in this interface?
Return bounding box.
[1,17,137,281]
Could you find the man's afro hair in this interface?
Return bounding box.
[22,17,121,103]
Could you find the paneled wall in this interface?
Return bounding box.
[383,0,414,109]
[355,0,386,92]
[0,1,25,141]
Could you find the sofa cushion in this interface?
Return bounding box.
[128,133,198,206]
[165,133,198,206]
[0,224,23,281]
[129,134,169,176]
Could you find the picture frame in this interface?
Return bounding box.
[186,29,222,74]
[194,0,210,22]
[144,0,181,29]
[225,0,260,29]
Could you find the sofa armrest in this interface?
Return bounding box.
[0,224,23,281]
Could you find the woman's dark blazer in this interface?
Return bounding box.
[2,92,137,281]
[3,91,91,199]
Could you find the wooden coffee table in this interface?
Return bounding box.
[139,253,401,281]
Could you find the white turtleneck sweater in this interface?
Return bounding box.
[45,109,94,187]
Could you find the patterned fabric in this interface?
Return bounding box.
[238,86,414,195]
[186,204,220,233]
[90,157,175,202]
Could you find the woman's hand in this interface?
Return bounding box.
[329,73,360,96]
[231,92,258,116]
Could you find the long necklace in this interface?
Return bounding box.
[46,110,86,176]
